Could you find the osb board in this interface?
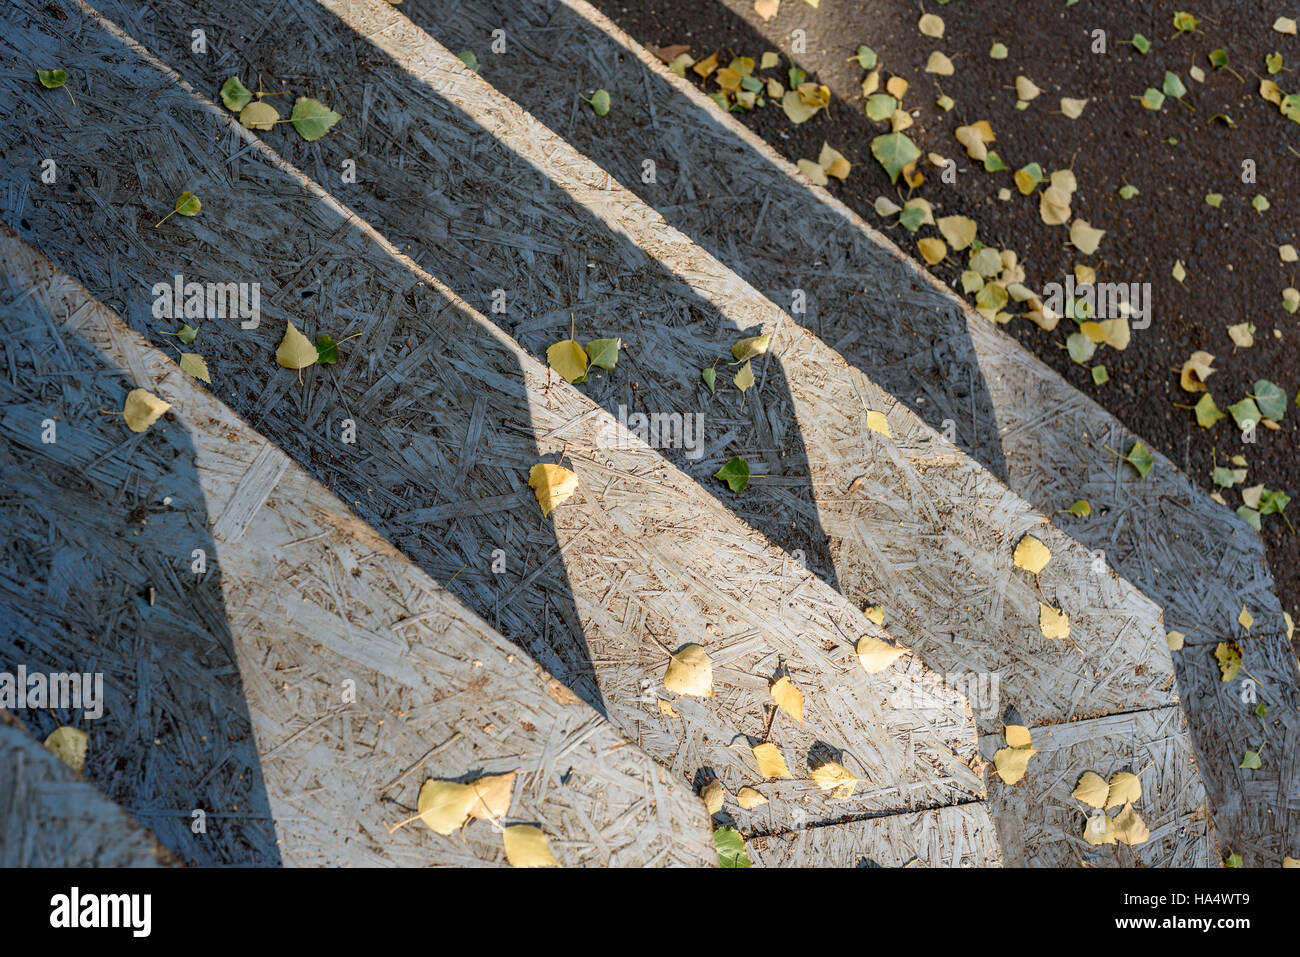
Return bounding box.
[362,0,1298,863]
[88,0,1179,736]
[978,708,1217,867]
[0,8,991,851]
[0,711,176,867]
[747,802,1002,868]
[0,235,714,867]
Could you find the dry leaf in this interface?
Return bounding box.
[1106,771,1142,808]
[1083,812,1117,846]
[770,675,805,724]
[866,410,891,437]
[926,51,955,75]
[122,388,171,433]
[528,463,579,517]
[810,761,858,798]
[1179,351,1216,392]
[734,359,756,393]
[1113,803,1150,846]
[664,643,714,696]
[546,338,589,383]
[502,824,560,867]
[467,771,516,820]
[275,320,318,370]
[937,215,978,250]
[753,741,792,779]
[1072,771,1109,809]
[818,142,851,179]
[701,778,727,814]
[1060,97,1088,118]
[736,786,768,809]
[417,779,476,834]
[917,237,947,265]
[1015,75,1042,101]
[1005,725,1032,749]
[856,634,906,673]
[1039,603,1070,640]
[1167,630,1186,652]
[992,744,1037,784]
[1069,219,1106,255]
[918,13,944,37]
[1013,534,1052,574]
[1238,605,1254,631]
[179,352,211,383]
[44,726,88,774]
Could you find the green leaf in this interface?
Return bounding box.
[1212,466,1238,488]
[1172,12,1199,33]
[1129,34,1151,54]
[1194,394,1225,428]
[1208,49,1229,69]
[1252,194,1270,213]
[701,367,717,394]
[1091,365,1109,385]
[456,50,480,72]
[220,76,253,111]
[1118,184,1139,200]
[1240,750,1262,770]
[1228,397,1261,431]
[1124,440,1154,478]
[290,97,342,141]
[870,132,921,184]
[177,324,198,345]
[898,205,927,232]
[788,67,806,89]
[713,826,752,868]
[174,192,201,217]
[1259,489,1291,515]
[1205,192,1223,208]
[587,89,611,116]
[850,45,877,70]
[1255,702,1269,717]
[714,457,751,493]
[983,151,1007,173]
[1068,499,1091,518]
[1162,71,1187,99]
[1140,87,1165,110]
[1253,379,1287,420]
[1224,851,1243,868]
[975,283,1009,312]
[179,352,211,383]
[36,69,67,89]
[315,335,339,365]
[585,337,621,370]
[864,93,897,121]
[1237,506,1261,530]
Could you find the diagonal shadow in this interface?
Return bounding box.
[0,257,281,865]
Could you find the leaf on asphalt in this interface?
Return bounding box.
[937,214,978,249]
[1069,219,1105,255]
[1179,351,1216,392]
[918,13,945,37]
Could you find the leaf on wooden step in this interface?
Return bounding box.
[701,779,727,814]
[239,100,279,131]
[528,463,579,517]
[770,675,805,723]
[1240,750,1262,770]
[1003,725,1031,750]
[734,360,756,394]
[992,744,1037,785]
[1038,603,1070,640]
[1124,441,1154,478]
[1113,803,1150,846]
[664,643,714,696]
[753,742,791,779]
[736,786,767,809]
[123,388,171,433]
[1106,771,1142,808]
[1072,771,1109,809]
[1083,812,1117,845]
[502,824,559,867]
[866,410,891,437]
[701,367,717,394]
[287,96,341,140]
[732,333,771,361]
[714,456,750,493]
[417,779,476,834]
[276,321,318,370]
[220,76,252,111]
[44,726,88,773]
[810,761,858,798]
[546,338,588,383]
[1215,641,1242,682]
[315,335,339,365]
[1013,534,1052,574]
[855,634,905,673]
[863,604,885,626]
[36,68,67,89]
[1068,499,1091,518]
[585,337,621,370]
[714,825,752,867]
[468,771,516,820]
[177,324,198,345]
[179,352,210,383]
[1167,630,1185,651]
[1238,605,1253,631]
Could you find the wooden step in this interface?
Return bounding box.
[0,2,994,862]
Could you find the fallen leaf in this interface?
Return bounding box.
[1069,219,1106,255]
[1060,97,1088,118]
[714,456,751,493]
[276,321,318,370]
[546,338,589,383]
[1241,750,1262,770]
[701,779,727,814]
[220,76,253,111]
[770,675,805,724]
[1013,534,1052,574]
[713,825,752,867]
[1215,641,1242,682]
[1113,803,1150,846]
[926,51,955,75]
[664,643,714,696]
[753,741,792,779]
[1072,771,1109,809]
[992,744,1037,785]
[1106,771,1142,808]
[810,761,858,798]
[1083,812,1117,846]
[417,779,476,834]
[866,410,891,437]
[502,824,560,867]
[122,388,171,433]
[179,352,210,383]
[528,463,580,516]
[937,215,978,250]
[1005,725,1032,749]
[734,360,756,394]
[918,13,944,37]
[239,100,279,131]
[43,726,88,774]
[585,337,621,370]
[736,786,768,809]
[1039,603,1070,640]
[1180,351,1216,392]
[1167,630,1186,651]
[855,634,906,673]
[290,97,342,141]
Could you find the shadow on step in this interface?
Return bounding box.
[0,269,279,865]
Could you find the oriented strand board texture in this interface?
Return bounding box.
[0,712,175,867]
[748,803,1002,868]
[978,709,1217,867]
[349,0,1295,864]
[77,0,1211,863]
[0,234,714,867]
[0,5,993,860]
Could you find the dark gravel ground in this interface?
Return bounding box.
[594,0,1300,640]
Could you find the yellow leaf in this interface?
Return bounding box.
[656,698,679,717]
[1238,605,1253,631]
[1082,812,1117,846]
[1013,534,1052,574]
[179,352,211,383]
[1005,725,1032,749]
[992,745,1037,785]
[1283,857,1300,868]
[122,388,171,433]
[1262,79,1284,105]
[239,100,279,131]
[770,675,805,724]
[1215,641,1243,682]
[1039,603,1070,640]
[1080,320,1107,343]
[856,634,905,673]
[546,338,588,383]
[863,604,885,626]
[890,109,914,132]
[1039,189,1071,226]
[502,824,560,867]
[937,215,978,250]
[664,643,714,696]
[753,741,791,779]
[1179,351,1216,392]
[1167,630,1186,652]
[925,51,954,76]
[918,13,944,37]
[885,75,908,100]
[1173,259,1187,284]
[736,786,768,810]
[755,0,780,20]
[43,726,88,774]
[467,770,516,821]
[810,761,858,798]
[1072,771,1109,809]
[701,778,727,814]
[731,333,772,361]
[782,89,818,123]
[817,142,851,180]
[1069,219,1106,255]
[866,410,891,437]
[955,124,987,161]
[1106,771,1142,809]
[275,320,318,370]
[1015,75,1042,101]
[528,463,579,517]
[797,158,828,186]
[1099,318,1130,350]
[417,779,476,834]
[693,52,719,78]
[1060,97,1088,118]
[734,359,756,393]
[917,237,947,265]
[1113,803,1150,846]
